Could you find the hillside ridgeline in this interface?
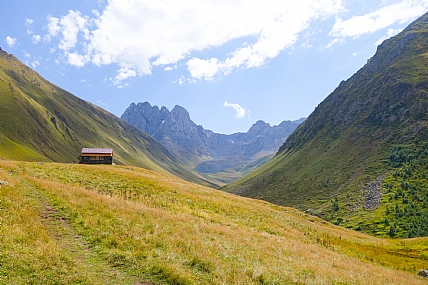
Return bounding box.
[224,12,428,237]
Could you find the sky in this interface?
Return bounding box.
[1,0,428,134]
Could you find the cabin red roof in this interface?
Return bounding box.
[81,148,113,155]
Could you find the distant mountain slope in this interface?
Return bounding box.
[224,12,428,237]
[0,47,213,186]
[121,102,303,179]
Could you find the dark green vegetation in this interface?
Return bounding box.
[224,12,428,237]
[367,143,428,238]
[0,48,213,186]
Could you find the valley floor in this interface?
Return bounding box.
[0,160,427,284]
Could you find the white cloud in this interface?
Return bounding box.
[182,0,344,80]
[58,11,89,51]
[224,101,246,119]
[47,16,61,37]
[111,66,137,85]
[329,0,428,40]
[5,36,17,48]
[325,37,345,48]
[92,9,100,17]
[26,19,34,26]
[23,50,31,58]
[187,58,221,81]
[47,11,89,52]
[66,52,90,67]
[46,0,343,84]
[44,0,428,84]
[31,60,40,69]
[165,65,177,71]
[32,34,41,44]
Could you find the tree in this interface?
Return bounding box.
[389,225,396,237]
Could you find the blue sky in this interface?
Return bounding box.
[2,0,428,134]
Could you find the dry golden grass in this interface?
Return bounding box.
[1,160,427,284]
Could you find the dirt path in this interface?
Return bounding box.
[22,178,154,285]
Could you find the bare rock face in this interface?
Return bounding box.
[364,176,383,210]
[418,269,428,278]
[121,102,304,173]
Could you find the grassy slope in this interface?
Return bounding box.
[1,160,427,284]
[223,13,428,234]
[0,49,214,187]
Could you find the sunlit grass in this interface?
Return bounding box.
[1,160,427,284]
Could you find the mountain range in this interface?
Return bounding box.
[224,11,428,238]
[121,102,303,184]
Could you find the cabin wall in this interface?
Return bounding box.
[80,155,113,164]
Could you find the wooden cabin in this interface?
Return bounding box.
[80,148,113,164]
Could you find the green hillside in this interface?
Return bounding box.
[0,48,214,187]
[223,12,428,237]
[1,160,427,284]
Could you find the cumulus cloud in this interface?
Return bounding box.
[224,101,247,119]
[164,65,178,71]
[45,0,343,84]
[67,52,90,66]
[111,66,137,85]
[329,0,428,40]
[5,36,17,48]
[32,34,41,44]
[187,58,221,81]
[47,16,61,37]
[44,0,427,84]
[26,19,34,26]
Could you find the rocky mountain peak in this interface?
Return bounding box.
[121,103,304,176]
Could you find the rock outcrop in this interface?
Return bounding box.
[121,102,304,173]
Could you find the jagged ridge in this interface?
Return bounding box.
[121,102,304,176]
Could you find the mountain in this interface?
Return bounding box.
[0,47,213,186]
[121,102,303,182]
[224,12,428,237]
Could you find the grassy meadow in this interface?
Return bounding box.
[0,160,427,284]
